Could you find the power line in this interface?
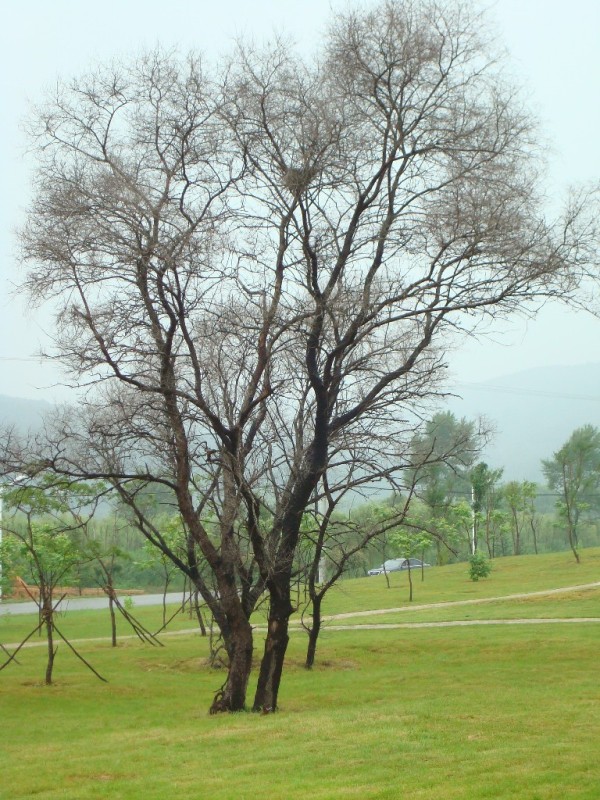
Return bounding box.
[0,356,51,362]
[453,382,600,402]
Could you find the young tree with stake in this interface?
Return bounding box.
[0,478,106,684]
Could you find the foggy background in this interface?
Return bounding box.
[1,0,599,480]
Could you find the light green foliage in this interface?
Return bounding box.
[0,476,105,683]
[123,595,135,612]
[142,514,187,566]
[389,526,431,601]
[389,528,431,558]
[1,476,93,592]
[407,413,485,564]
[502,479,538,556]
[0,534,23,595]
[470,462,491,514]
[434,499,472,550]
[13,523,80,588]
[353,500,405,573]
[542,424,600,561]
[470,462,505,555]
[387,502,433,563]
[468,550,492,581]
[411,412,481,515]
[482,508,511,556]
[140,515,188,612]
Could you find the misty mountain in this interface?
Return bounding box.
[0,394,52,432]
[445,363,600,483]
[2,363,600,487]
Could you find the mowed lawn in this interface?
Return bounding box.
[1,549,599,799]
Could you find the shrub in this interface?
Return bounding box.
[469,552,492,582]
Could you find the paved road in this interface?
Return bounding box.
[2,581,598,618]
[0,591,187,617]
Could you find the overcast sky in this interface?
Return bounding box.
[1,0,599,401]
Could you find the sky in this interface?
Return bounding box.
[1,0,600,401]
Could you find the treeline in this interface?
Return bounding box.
[343,416,600,573]
[3,417,600,599]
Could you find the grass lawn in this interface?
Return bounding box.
[310,547,600,617]
[1,627,599,799]
[1,548,599,799]
[319,587,600,626]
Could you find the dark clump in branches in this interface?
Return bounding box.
[5,0,598,712]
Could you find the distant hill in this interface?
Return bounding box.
[445,363,600,483]
[3,365,600,486]
[0,394,52,432]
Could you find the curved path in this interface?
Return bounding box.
[298,617,600,631]
[2,581,600,651]
[305,581,600,624]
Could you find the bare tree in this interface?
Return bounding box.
[300,482,415,669]
[83,523,163,648]
[11,0,597,712]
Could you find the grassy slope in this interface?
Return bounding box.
[1,548,599,800]
[313,547,600,616]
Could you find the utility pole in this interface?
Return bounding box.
[470,484,477,555]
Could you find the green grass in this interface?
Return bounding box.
[321,585,600,626]
[308,547,600,618]
[1,628,599,799]
[1,548,600,799]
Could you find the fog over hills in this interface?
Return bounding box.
[1,363,599,486]
[0,394,52,432]
[446,363,600,483]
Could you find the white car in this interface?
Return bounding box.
[367,558,430,576]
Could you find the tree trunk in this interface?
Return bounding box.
[209,614,254,714]
[43,596,55,686]
[109,594,117,647]
[485,511,492,558]
[383,566,391,589]
[530,518,538,554]
[161,572,170,628]
[305,594,322,669]
[566,517,580,563]
[253,587,292,711]
[193,590,207,637]
[511,509,521,556]
[106,578,117,647]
